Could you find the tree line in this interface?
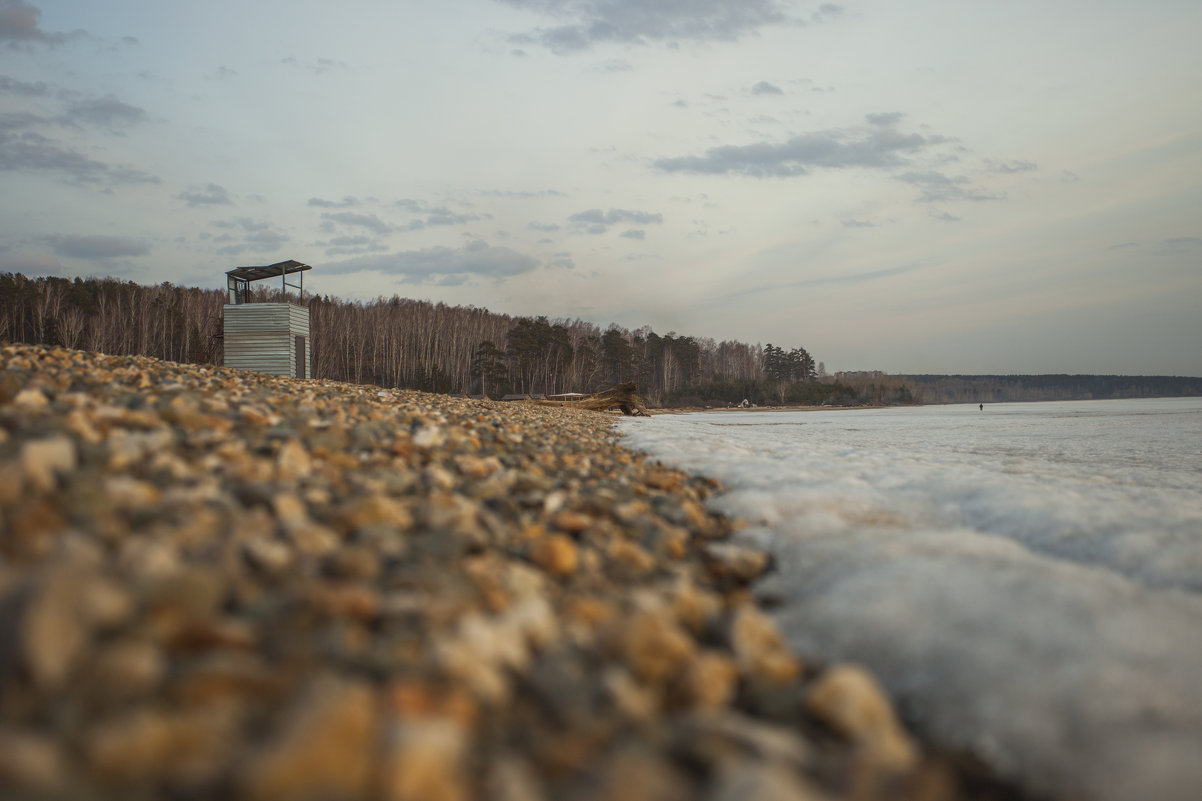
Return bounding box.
[1,272,860,406]
[903,374,1202,404]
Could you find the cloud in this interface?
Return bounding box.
[317,235,389,257]
[206,217,289,256]
[0,0,77,46]
[865,111,903,126]
[0,127,159,185]
[321,211,394,235]
[308,195,360,208]
[528,221,561,232]
[655,126,947,178]
[985,158,1038,174]
[498,0,796,53]
[47,234,150,259]
[842,218,877,228]
[178,183,233,207]
[280,56,349,74]
[733,261,922,298]
[480,188,566,199]
[62,96,146,129]
[897,170,1005,202]
[928,208,961,223]
[0,74,50,96]
[750,81,783,95]
[568,208,663,233]
[324,239,540,283]
[620,228,646,239]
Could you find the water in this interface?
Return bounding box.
[619,398,1202,801]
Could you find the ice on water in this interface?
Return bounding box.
[620,398,1202,801]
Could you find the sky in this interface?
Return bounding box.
[1,0,1200,375]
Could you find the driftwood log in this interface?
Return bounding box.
[530,382,650,417]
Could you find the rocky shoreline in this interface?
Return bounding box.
[0,343,1025,801]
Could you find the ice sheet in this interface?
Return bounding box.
[620,398,1202,801]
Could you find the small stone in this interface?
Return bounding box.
[276,438,312,479]
[530,535,579,577]
[104,475,161,509]
[551,510,592,534]
[86,706,236,785]
[608,538,657,575]
[621,608,696,685]
[676,650,738,710]
[805,664,918,772]
[91,639,165,698]
[379,717,470,801]
[17,570,90,690]
[0,728,67,792]
[242,536,294,576]
[729,606,801,685]
[20,435,77,492]
[12,386,49,408]
[705,762,830,801]
[705,542,771,583]
[242,680,377,800]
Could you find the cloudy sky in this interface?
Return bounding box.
[2,0,1200,375]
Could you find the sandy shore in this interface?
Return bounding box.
[0,344,1022,801]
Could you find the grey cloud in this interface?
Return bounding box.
[308,195,360,208]
[865,111,903,126]
[568,208,664,232]
[424,208,487,226]
[392,198,485,228]
[528,221,561,232]
[209,217,289,256]
[62,96,146,129]
[499,0,795,53]
[928,208,961,222]
[842,219,877,228]
[0,74,50,96]
[548,252,575,269]
[750,81,783,95]
[47,234,150,259]
[178,183,233,207]
[318,235,388,257]
[0,0,76,46]
[281,56,349,74]
[321,211,394,235]
[655,126,946,178]
[620,228,646,240]
[1061,170,1080,183]
[324,240,540,283]
[0,128,158,185]
[897,170,1005,202]
[1161,237,1202,253]
[480,188,566,198]
[985,158,1038,174]
[732,260,920,299]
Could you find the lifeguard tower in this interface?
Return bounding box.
[222,259,312,379]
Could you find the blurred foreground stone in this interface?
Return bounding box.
[0,344,1023,800]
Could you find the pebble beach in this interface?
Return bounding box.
[0,343,1021,801]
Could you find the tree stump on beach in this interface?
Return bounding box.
[531,382,650,416]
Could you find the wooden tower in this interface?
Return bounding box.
[222,259,312,379]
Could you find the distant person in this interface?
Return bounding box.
[979,403,983,411]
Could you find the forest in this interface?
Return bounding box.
[7,273,1195,407]
[904,374,1202,404]
[0,272,864,407]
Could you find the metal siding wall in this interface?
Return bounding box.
[223,303,310,378]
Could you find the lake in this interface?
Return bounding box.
[620,398,1202,801]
